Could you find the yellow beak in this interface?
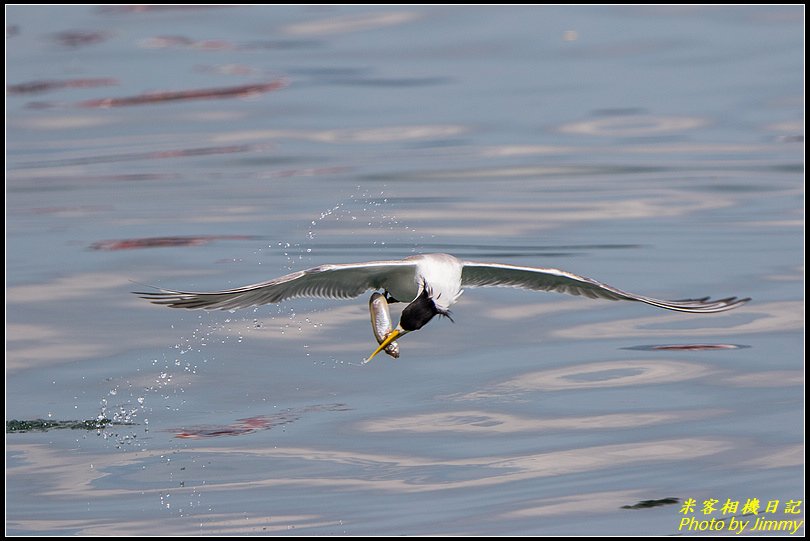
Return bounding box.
[365,329,403,363]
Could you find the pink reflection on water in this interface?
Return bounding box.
[89,235,260,251]
[78,80,287,108]
[8,78,118,95]
[52,30,109,48]
[139,35,236,51]
[174,416,277,439]
[171,404,349,439]
[647,344,741,351]
[621,343,747,352]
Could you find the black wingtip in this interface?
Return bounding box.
[699,295,752,312]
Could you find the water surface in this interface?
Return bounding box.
[6,6,803,535]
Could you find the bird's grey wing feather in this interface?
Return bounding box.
[136,260,417,310]
[461,261,749,313]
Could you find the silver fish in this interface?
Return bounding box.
[369,292,400,358]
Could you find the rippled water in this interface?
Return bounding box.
[6,6,803,535]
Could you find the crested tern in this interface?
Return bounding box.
[136,253,749,361]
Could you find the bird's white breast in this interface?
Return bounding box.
[409,253,463,311]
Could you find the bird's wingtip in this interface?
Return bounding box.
[705,295,752,312]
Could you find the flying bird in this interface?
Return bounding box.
[136,253,750,362]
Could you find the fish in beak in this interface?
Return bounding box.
[369,292,400,358]
[365,286,450,363]
[365,328,408,363]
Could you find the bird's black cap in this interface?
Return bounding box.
[399,288,453,331]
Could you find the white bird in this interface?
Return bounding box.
[136,253,750,361]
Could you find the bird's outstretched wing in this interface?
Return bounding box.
[136,260,417,310]
[461,261,749,313]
